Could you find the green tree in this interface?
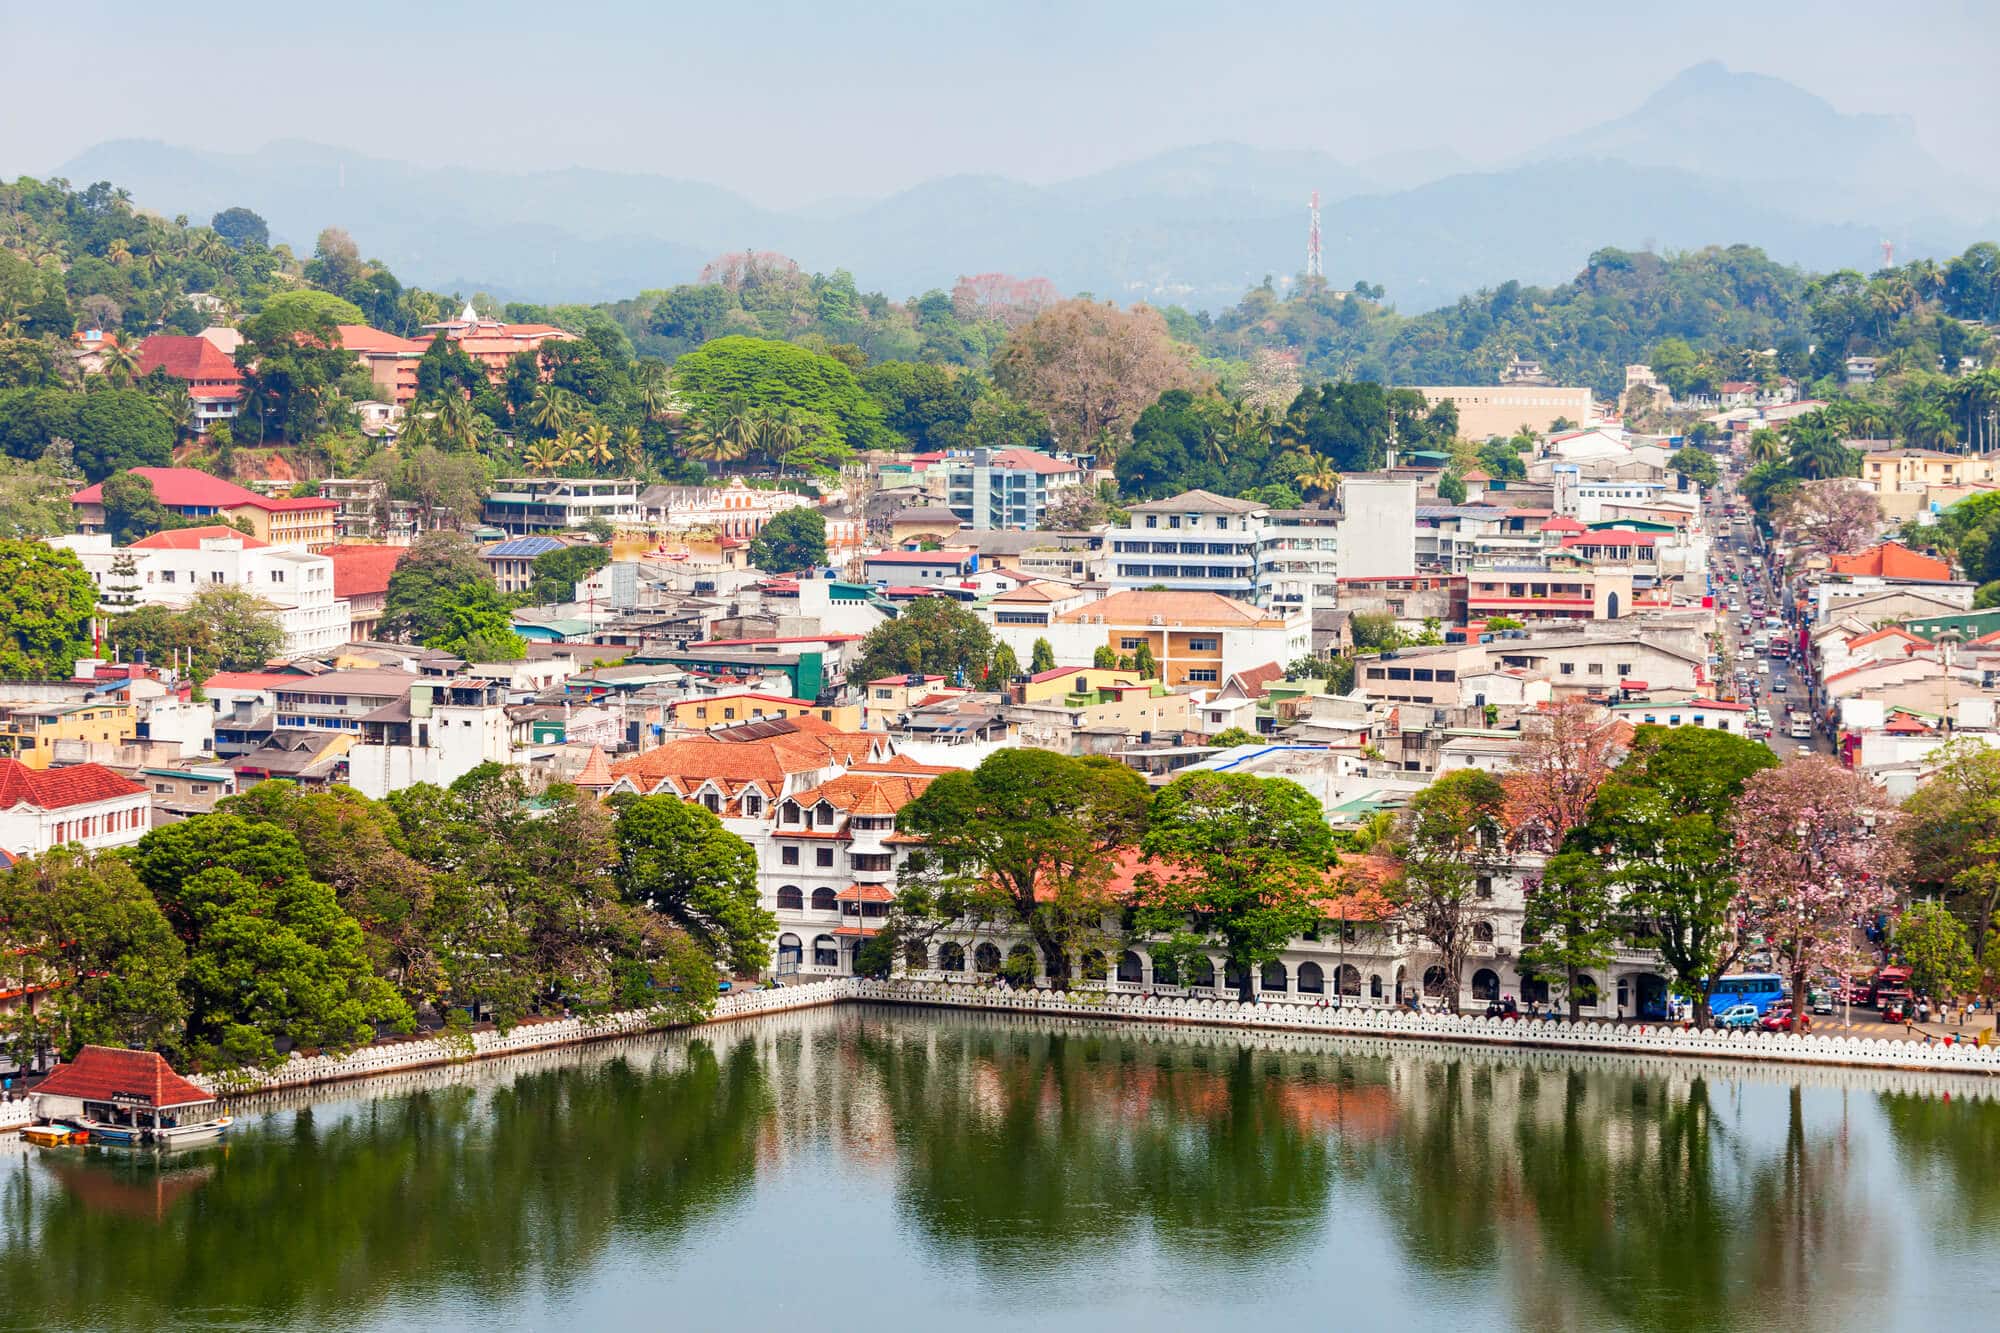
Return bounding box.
[68,388,173,481]
[1387,769,1509,1013]
[236,290,366,442]
[1520,851,1619,1018]
[0,387,78,461]
[894,750,1150,987]
[181,585,285,671]
[98,469,173,544]
[1581,726,1777,1025]
[859,360,979,450]
[611,795,773,976]
[1031,638,1057,674]
[1898,741,2000,962]
[210,206,268,250]
[746,506,828,573]
[1669,445,1720,489]
[853,596,995,687]
[1135,772,1337,1000]
[125,815,413,1068]
[0,847,188,1065]
[0,540,94,679]
[987,641,1021,685]
[1092,645,1119,670]
[1208,726,1258,748]
[1132,641,1158,679]
[425,583,527,661]
[380,531,492,641]
[670,336,887,453]
[1894,901,1978,1000]
[528,542,611,603]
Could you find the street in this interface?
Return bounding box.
[1708,476,1831,758]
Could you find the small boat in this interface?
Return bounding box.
[22,1124,85,1147]
[150,1115,231,1146]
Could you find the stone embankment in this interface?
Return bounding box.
[23,974,1996,1111]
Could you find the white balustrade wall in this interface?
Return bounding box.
[853,979,2000,1077]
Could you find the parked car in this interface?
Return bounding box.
[1716,1003,1761,1028]
[1759,1006,1796,1031]
[1809,989,1833,1015]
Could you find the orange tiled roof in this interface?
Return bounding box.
[0,759,144,811]
[1056,589,1273,627]
[1827,541,1952,582]
[789,770,934,817]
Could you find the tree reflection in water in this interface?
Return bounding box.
[0,1008,1979,1332]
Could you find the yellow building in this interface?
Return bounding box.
[1016,665,1148,704]
[670,693,862,732]
[234,497,340,552]
[0,701,139,770]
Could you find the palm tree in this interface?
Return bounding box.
[617,423,647,472]
[105,239,134,267]
[1898,398,1958,452]
[522,438,568,476]
[526,385,579,436]
[680,418,746,467]
[163,386,194,438]
[580,420,617,469]
[553,426,583,468]
[715,395,763,469]
[1293,454,1340,500]
[633,362,682,424]
[763,407,808,475]
[1747,428,1784,468]
[98,334,140,385]
[434,394,480,451]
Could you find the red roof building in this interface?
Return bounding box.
[137,335,243,434]
[0,758,151,859]
[128,525,268,551]
[70,469,338,552]
[33,1046,214,1112]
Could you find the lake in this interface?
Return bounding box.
[4,1004,1999,1332]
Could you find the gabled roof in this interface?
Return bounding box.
[1843,628,1926,653]
[128,525,267,550]
[788,770,935,817]
[1221,661,1285,699]
[33,1046,212,1109]
[1126,489,1266,515]
[136,334,243,385]
[71,467,260,509]
[0,759,144,812]
[337,324,426,355]
[1828,541,1952,582]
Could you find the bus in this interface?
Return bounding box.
[1706,973,1787,1016]
[1788,711,1812,739]
[1867,965,1914,1008]
[1769,639,1790,659]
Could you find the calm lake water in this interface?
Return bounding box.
[5,1005,2000,1333]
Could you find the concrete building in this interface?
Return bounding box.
[940,448,1084,530]
[1415,384,1594,440]
[1028,589,1310,688]
[59,529,351,658]
[483,478,643,534]
[0,758,151,858]
[346,677,514,800]
[135,335,243,434]
[69,469,338,551]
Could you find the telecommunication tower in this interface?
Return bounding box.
[1880,238,1895,269]
[1306,191,1323,283]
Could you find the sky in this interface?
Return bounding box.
[5,0,1997,207]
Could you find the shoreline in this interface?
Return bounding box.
[11,974,1996,1126]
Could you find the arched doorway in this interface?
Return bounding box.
[1225,961,1248,993]
[1081,949,1109,981]
[1632,972,1672,1021]
[1517,971,1549,1005]
[974,942,1002,974]
[1261,960,1289,992]
[1116,950,1146,984]
[1188,956,1216,989]
[1395,965,1408,1003]
[1335,964,1361,997]
[1472,968,1500,1002]
[1573,974,1600,1008]
[1006,943,1038,984]
[1606,590,1621,620]
[903,939,930,970]
[810,886,837,913]
[1423,965,1452,999]
[777,933,803,970]
[1369,973,1384,1000]
[939,942,966,972]
[1297,961,1325,994]
[812,935,838,968]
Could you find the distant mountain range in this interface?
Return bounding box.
[46,63,1997,313]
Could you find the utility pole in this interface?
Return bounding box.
[1306,191,1323,286]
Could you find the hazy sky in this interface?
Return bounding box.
[6,0,1996,206]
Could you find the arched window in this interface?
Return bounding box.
[939,942,966,972]
[1081,949,1108,981]
[1423,965,1451,998]
[1369,973,1384,1000]
[1116,950,1145,984]
[1189,956,1216,988]
[1261,960,1288,992]
[1472,968,1500,1001]
[1153,953,1181,986]
[777,885,803,911]
[812,935,838,968]
[1225,960,1248,992]
[1006,943,1038,982]
[1336,964,1362,997]
[1517,971,1549,1005]
[810,887,837,912]
[1574,974,1600,1005]
[1473,920,1495,943]
[1297,961,1325,994]
[974,942,1003,974]
[904,940,930,970]
[776,933,803,968]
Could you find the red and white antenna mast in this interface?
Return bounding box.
[1306,191,1323,283]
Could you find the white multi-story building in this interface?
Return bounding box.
[0,758,152,859]
[941,448,1085,530]
[57,529,351,658]
[345,678,514,800]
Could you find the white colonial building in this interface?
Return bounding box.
[55,528,351,658]
[0,758,151,859]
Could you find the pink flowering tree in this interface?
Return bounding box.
[1734,756,1902,1017]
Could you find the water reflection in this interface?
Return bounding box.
[0,1006,1990,1332]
